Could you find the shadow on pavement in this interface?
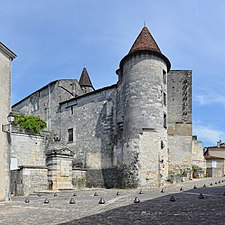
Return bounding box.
[59,185,225,225]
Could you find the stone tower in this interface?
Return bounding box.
[0,42,16,201]
[116,26,171,187]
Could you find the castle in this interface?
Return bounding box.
[11,26,193,192]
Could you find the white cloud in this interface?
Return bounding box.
[194,90,225,107]
[193,122,225,146]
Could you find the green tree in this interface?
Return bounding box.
[13,114,47,134]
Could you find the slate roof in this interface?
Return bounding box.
[79,67,93,87]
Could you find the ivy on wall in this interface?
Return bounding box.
[13,114,47,134]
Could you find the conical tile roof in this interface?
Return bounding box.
[79,67,93,87]
[129,26,161,54]
[117,26,171,72]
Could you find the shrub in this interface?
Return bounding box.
[13,113,47,134]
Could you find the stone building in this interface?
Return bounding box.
[204,141,225,177]
[12,26,193,190]
[0,42,16,201]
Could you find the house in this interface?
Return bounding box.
[204,141,225,177]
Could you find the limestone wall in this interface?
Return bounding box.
[12,79,83,134]
[167,70,192,173]
[59,86,117,187]
[11,167,48,196]
[0,44,15,201]
[192,139,206,170]
[11,131,46,167]
[117,54,168,187]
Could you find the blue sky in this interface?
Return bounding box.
[1,0,225,147]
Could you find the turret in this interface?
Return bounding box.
[116,26,170,187]
[79,66,94,94]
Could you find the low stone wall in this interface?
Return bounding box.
[11,166,48,196]
[207,168,223,178]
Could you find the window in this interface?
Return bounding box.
[212,160,217,168]
[163,93,166,106]
[163,113,167,128]
[70,107,74,115]
[68,128,73,142]
[163,70,166,84]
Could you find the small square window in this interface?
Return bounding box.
[68,128,73,142]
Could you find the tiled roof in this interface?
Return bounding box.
[205,155,225,160]
[129,26,161,54]
[79,67,93,87]
[118,26,171,72]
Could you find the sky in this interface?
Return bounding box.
[1,0,225,147]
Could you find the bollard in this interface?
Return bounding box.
[99,198,105,204]
[170,196,176,202]
[199,193,204,199]
[94,192,98,196]
[44,198,49,204]
[25,198,30,203]
[134,197,140,203]
[69,198,75,204]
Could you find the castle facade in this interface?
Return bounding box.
[12,26,192,190]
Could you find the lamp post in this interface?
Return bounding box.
[7,112,14,201]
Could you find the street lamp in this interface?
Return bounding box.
[7,112,14,124]
[7,112,14,201]
[1,112,15,201]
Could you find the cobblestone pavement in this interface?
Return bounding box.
[0,177,225,225]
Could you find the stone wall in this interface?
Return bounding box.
[11,131,46,167]
[206,159,224,177]
[11,166,48,196]
[86,167,118,188]
[72,169,87,189]
[10,132,48,195]
[167,70,192,173]
[12,79,83,135]
[0,43,16,201]
[116,54,168,187]
[192,139,206,171]
[59,86,117,187]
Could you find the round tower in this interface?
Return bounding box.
[116,26,171,188]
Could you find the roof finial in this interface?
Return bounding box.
[144,21,146,27]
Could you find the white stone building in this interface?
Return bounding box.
[0,42,16,201]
